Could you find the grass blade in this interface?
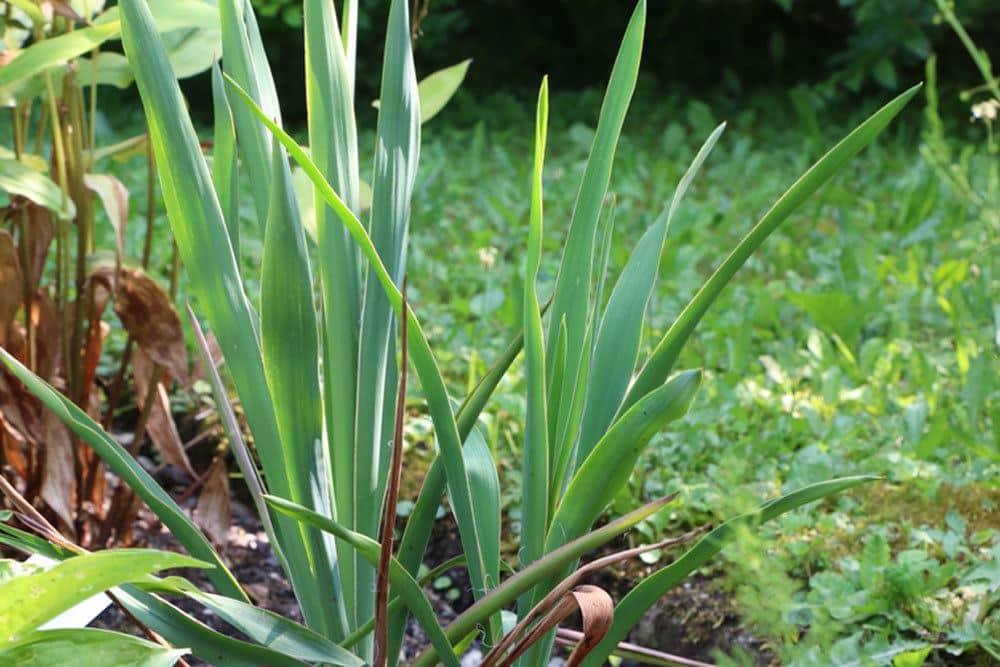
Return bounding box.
[260,135,348,640]
[303,2,364,633]
[350,0,421,646]
[185,304,283,570]
[412,494,678,667]
[152,582,363,667]
[227,76,495,636]
[620,84,922,413]
[219,0,282,223]
[210,64,240,254]
[522,76,551,571]
[549,369,702,552]
[114,587,309,667]
[119,0,337,635]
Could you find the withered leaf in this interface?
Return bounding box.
[26,203,54,292]
[30,290,61,382]
[40,409,76,534]
[92,266,188,386]
[83,173,128,272]
[132,347,195,477]
[194,456,231,551]
[0,229,24,343]
[40,1,86,23]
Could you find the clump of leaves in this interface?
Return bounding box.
[1,0,919,665]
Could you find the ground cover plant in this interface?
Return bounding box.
[0,0,996,665]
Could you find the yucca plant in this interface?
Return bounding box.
[0,0,228,547]
[0,0,920,664]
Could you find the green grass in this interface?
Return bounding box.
[85,87,998,663]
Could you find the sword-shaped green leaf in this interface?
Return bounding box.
[573,123,725,467]
[620,84,922,414]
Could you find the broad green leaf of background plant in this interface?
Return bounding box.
[0,548,205,646]
[0,158,76,219]
[372,59,472,124]
[0,628,187,667]
[0,23,121,89]
[417,58,472,123]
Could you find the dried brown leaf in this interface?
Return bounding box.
[488,585,613,667]
[194,456,231,550]
[91,266,188,386]
[0,414,31,478]
[26,204,54,292]
[131,348,194,477]
[30,290,61,382]
[0,229,24,344]
[0,368,43,444]
[565,586,614,667]
[83,173,128,271]
[41,1,86,23]
[39,409,76,533]
[116,268,187,386]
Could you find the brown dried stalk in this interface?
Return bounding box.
[373,278,409,667]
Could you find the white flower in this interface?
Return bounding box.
[477,246,498,270]
[971,99,999,122]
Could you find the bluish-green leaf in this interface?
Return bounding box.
[620,85,922,414]
[574,123,724,466]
